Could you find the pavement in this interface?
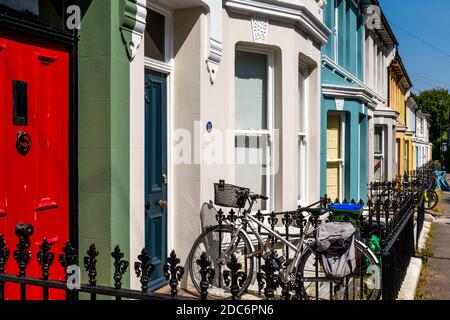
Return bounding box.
[397,257,423,300]
[397,218,433,300]
[423,183,450,300]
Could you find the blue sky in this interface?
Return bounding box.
[378,0,450,93]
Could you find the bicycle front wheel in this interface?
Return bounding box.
[297,241,381,300]
[188,225,255,299]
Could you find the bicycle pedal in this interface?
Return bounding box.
[284,258,293,267]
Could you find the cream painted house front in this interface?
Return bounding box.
[363,3,398,182]
[126,0,330,290]
[411,98,433,168]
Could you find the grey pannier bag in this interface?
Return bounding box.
[315,222,356,279]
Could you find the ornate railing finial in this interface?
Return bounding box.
[196,252,215,300]
[0,235,9,275]
[111,245,129,290]
[84,244,99,287]
[0,235,9,300]
[37,238,54,281]
[59,241,78,270]
[223,254,246,300]
[164,250,184,297]
[257,251,281,300]
[14,224,33,277]
[134,248,155,292]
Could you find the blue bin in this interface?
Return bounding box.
[329,204,363,226]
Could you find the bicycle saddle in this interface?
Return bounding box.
[299,207,329,216]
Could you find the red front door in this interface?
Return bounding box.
[0,32,70,300]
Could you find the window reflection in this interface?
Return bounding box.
[0,0,65,31]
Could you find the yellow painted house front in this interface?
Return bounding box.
[388,54,413,176]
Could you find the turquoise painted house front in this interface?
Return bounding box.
[320,0,375,202]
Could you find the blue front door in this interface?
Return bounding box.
[145,70,168,290]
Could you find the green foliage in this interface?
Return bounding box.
[416,88,450,150]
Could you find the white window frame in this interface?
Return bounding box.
[374,126,385,181]
[144,1,173,74]
[334,0,339,62]
[404,141,409,172]
[395,139,400,175]
[327,113,346,201]
[144,0,174,253]
[234,45,275,213]
[298,64,309,206]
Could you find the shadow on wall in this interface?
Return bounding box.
[77,0,93,21]
[173,7,204,58]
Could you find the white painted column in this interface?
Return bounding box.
[367,115,375,183]
[386,120,394,180]
[129,0,146,290]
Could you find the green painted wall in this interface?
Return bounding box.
[78,0,131,288]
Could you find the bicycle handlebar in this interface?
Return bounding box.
[236,190,268,201]
[254,194,269,201]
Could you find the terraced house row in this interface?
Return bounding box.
[0,0,432,292]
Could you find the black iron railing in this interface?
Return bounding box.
[0,165,437,301]
[367,163,437,300]
[0,226,192,301]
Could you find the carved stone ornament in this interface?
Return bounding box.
[336,98,345,111]
[317,0,327,10]
[251,15,269,43]
[206,38,222,84]
[120,0,147,61]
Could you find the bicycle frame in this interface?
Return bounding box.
[221,198,320,283]
[212,197,380,291]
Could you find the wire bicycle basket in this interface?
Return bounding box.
[214,180,249,208]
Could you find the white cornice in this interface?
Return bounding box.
[322,84,377,110]
[396,125,407,133]
[374,107,399,120]
[414,140,433,146]
[225,0,331,45]
[322,55,386,105]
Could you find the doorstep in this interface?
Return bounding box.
[155,285,198,299]
[155,285,264,300]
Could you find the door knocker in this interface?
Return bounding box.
[16,130,32,155]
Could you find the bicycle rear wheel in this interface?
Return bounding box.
[424,190,439,210]
[188,225,255,299]
[297,241,381,300]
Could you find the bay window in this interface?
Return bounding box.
[235,48,274,212]
[298,66,308,205]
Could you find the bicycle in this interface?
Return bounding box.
[377,176,438,210]
[423,182,439,210]
[187,181,381,300]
